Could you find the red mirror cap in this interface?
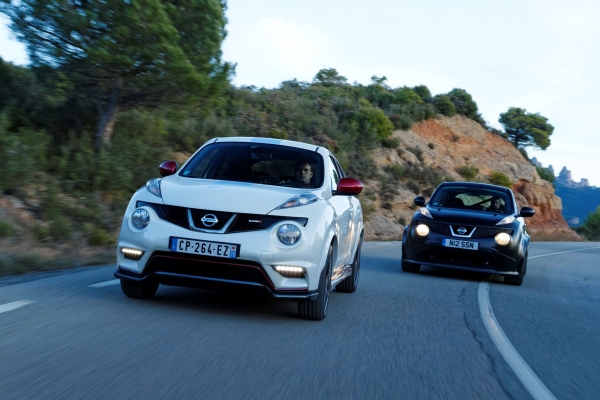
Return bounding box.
[337,177,363,196]
[159,160,178,177]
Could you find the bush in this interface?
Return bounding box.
[489,171,512,188]
[433,95,456,117]
[0,220,17,238]
[577,207,600,241]
[428,143,434,149]
[385,164,404,181]
[536,166,555,183]
[458,165,479,181]
[381,137,400,148]
[406,146,423,162]
[447,88,480,120]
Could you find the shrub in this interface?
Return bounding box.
[428,143,434,149]
[458,165,479,181]
[433,95,456,117]
[407,180,421,194]
[406,146,423,162]
[0,220,17,238]
[577,207,600,241]
[388,113,414,130]
[536,166,555,183]
[385,164,404,181]
[447,88,480,120]
[381,137,400,148]
[452,134,460,142]
[412,85,432,101]
[489,171,512,188]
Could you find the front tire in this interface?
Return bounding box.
[401,244,420,273]
[505,252,527,286]
[298,245,332,321]
[337,236,362,293]
[120,280,159,299]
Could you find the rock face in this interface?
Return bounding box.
[362,115,581,241]
[556,166,590,188]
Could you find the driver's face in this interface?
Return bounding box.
[296,163,313,185]
[493,199,501,208]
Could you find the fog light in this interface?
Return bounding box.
[495,232,511,246]
[273,265,306,278]
[277,224,301,245]
[132,208,150,229]
[121,247,144,260]
[416,224,430,237]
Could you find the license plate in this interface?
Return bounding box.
[442,238,479,250]
[169,237,240,258]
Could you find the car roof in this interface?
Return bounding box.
[439,181,512,192]
[212,137,322,153]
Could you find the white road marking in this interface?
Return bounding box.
[478,282,556,400]
[528,246,600,260]
[0,300,34,314]
[89,279,120,288]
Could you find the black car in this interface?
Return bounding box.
[401,182,535,285]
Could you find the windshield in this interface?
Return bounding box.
[429,185,514,214]
[179,142,324,188]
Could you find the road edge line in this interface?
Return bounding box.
[528,246,600,260]
[478,281,556,400]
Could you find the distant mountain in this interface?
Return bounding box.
[555,185,600,226]
[556,166,590,188]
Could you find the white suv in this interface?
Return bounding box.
[114,137,364,320]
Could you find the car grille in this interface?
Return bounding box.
[137,201,307,233]
[421,221,513,238]
[144,251,274,288]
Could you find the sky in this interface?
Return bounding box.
[1,0,599,185]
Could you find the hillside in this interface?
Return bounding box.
[361,115,581,242]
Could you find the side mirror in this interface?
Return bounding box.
[159,160,178,177]
[414,196,426,206]
[335,177,363,196]
[520,207,535,218]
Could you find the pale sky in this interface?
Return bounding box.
[2,0,599,185]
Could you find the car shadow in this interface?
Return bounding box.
[417,265,504,284]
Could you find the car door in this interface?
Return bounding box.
[328,156,353,270]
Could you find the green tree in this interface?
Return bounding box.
[313,68,347,86]
[355,99,394,142]
[499,107,554,150]
[578,207,600,240]
[433,94,456,117]
[412,85,431,101]
[447,88,480,120]
[1,0,232,150]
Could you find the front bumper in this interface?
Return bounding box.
[405,227,522,275]
[114,253,318,302]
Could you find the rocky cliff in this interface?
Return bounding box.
[362,115,581,241]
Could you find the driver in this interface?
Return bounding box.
[295,161,314,188]
[488,196,504,213]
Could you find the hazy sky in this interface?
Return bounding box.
[2,0,599,185]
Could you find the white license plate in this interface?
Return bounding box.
[169,237,240,259]
[442,238,479,250]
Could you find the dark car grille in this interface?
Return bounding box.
[144,251,273,288]
[420,220,513,238]
[137,201,307,233]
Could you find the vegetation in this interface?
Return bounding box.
[489,172,512,188]
[499,107,554,150]
[536,166,555,183]
[457,165,479,181]
[576,207,600,240]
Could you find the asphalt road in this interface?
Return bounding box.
[0,242,599,399]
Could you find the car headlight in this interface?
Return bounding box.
[276,193,318,209]
[416,224,429,237]
[131,208,150,229]
[496,216,515,225]
[146,178,162,198]
[495,232,511,246]
[277,224,301,245]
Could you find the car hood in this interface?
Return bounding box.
[159,176,308,214]
[426,206,509,226]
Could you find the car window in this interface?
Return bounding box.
[429,186,514,214]
[180,142,324,188]
[329,157,340,190]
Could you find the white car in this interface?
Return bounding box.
[114,137,364,320]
